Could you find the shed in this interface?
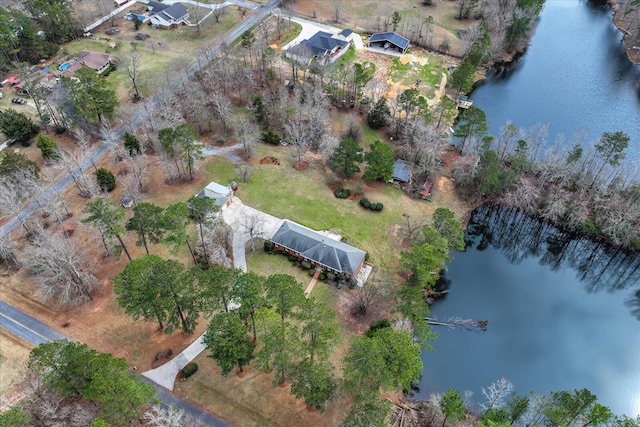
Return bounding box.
[194,181,233,211]
[368,32,410,53]
[392,159,414,184]
[121,196,134,208]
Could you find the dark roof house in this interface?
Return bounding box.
[392,159,414,184]
[149,2,190,28]
[271,220,366,278]
[286,31,349,64]
[368,31,410,53]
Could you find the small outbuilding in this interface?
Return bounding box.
[391,159,414,185]
[368,32,410,54]
[194,181,233,212]
[121,196,134,208]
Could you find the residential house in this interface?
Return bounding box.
[368,31,410,54]
[63,50,111,77]
[270,220,366,279]
[286,31,349,64]
[148,2,190,28]
[114,0,129,7]
[391,159,414,185]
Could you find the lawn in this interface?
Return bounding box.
[201,144,450,271]
[59,4,246,104]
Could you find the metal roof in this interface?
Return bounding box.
[392,160,413,183]
[369,32,410,49]
[271,220,366,276]
[195,181,231,208]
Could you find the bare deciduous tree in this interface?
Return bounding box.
[481,377,514,410]
[26,230,100,307]
[123,52,142,101]
[0,237,20,268]
[236,211,266,252]
[233,116,260,160]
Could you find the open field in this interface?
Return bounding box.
[0,329,31,406]
[292,0,467,57]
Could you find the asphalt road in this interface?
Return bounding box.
[0,300,231,426]
[0,0,280,240]
[0,300,67,345]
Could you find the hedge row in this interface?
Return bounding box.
[359,197,383,211]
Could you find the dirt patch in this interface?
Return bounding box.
[293,160,309,171]
[260,156,280,165]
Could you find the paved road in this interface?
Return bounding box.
[0,0,281,240]
[0,301,67,345]
[0,300,231,425]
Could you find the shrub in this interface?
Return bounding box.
[326,272,336,281]
[301,261,312,270]
[181,362,198,378]
[36,135,60,161]
[288,254,298,262]
[155,351,164,362]
[334,188,351,199]
[165,349,173,359]
[363,200,371,208]
[309,269,316,276]
[95,168,116,192]
[261,130,281,145]
[264,240,274,252]
[123,132,141,155]
[336,272,346,282]
[359,197,368,207]
[366,318,392,337]
[318,273,326,281]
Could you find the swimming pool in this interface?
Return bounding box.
[59,62,70,71]
[126,13,146,21]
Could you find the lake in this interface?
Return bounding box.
[471,0,640,160]
[417,0,640,417]
[416,204,640,417]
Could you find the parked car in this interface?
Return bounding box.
[11,98,25,104]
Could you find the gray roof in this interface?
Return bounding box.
[392,159,413,183]
[161,3,188,20]
[195,181,231,209]
[293,31,348,57]
[147,1,168,12]
[271,220,366,277]
[369,32,410,49]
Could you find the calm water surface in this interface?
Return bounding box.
[471,0,640,159]
[419,0,640,416]
[416,205,640,417]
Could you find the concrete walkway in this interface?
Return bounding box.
[304,269,321,297]
[142,197,282,390]
[142,334,206,390]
